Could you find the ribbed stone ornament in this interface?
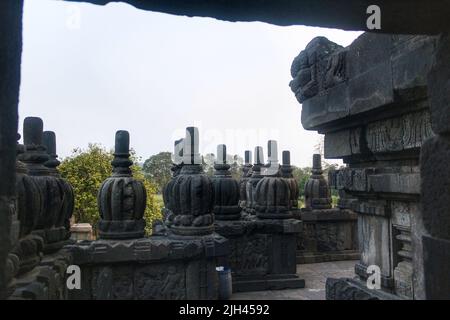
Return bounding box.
[211,144,241,220]
[18,117,65,253]
[239,150,252,209]
[43,131,74,238]
[280,151,299,210]
[245,146,265,214]
[168,127,214,236]
[11,134,44,274]
[162,138,184,226]
[97,130,147,239]
[255,141,292,219]
[304,154,332,210]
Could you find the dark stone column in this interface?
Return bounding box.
[98,130,146,239]
[280,150,299,212]
[0,0,23,299]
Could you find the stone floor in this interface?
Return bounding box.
[231,260,357,300]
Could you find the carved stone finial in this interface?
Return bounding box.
[245,146,265,214]
[167,127,214,236]
[304,154,332,210]
[42,130,74,236]
[42,131,59,171]
[281,150,299,210]
[255,147,292,219]
[161,138,184,231]
[264,140,280,176]
[211,144,241,220]
[239,150,253,210]
[97,130,146,239]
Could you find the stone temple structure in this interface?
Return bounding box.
[215,140,304,292]
[290,33,449,299]
[295,154,358,264]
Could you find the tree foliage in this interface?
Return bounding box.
[142,152,173,193]
[59,144,161,236]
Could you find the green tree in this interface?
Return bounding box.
[59,144,161,236]
[142,152,173,193]
[292,166,312,198]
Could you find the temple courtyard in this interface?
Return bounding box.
[231,260,357,300]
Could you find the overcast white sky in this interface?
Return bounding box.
[19,0,362,167]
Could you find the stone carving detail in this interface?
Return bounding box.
[168,127,214,236]
[304,154,332,210]
[97,130,146,239]
[230,235,269,276]
[245,146,264,215]
[255,140,292,219]
[290,37,345,103]
[280,150,299,210]
[238,150,252,210]
[366,110,434,153]
[18,117,67,253]
[135,264,185,300]
[211,144,241,220]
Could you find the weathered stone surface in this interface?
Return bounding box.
[427,32,450,134]
[296,209,359,264]
[420,135,450,240]
[292,34,437,132]
[245,146,264,215]
[422,235,450,300]
[67,234,228,300]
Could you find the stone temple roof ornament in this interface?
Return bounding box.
[98,130,147,239]
[211,144,241,220]
[304,154,332,210]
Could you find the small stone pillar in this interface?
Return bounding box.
[245,146,264,215]
[238,150,252,210]
[211,144,241,220]
[168,127,214,236]
[97,130,146,239]
[255,140,292,219]
[304,154,332,210]
[162,138,184,228]
[280,150,299,211]
[43,131,74,241]
[19,117,68,253]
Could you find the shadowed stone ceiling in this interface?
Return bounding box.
[63,0,450,34]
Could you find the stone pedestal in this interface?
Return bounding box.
[295,209,359,264]
[215,217,304,292]
[67,234,228,300]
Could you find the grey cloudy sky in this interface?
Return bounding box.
[19,0,362,167]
